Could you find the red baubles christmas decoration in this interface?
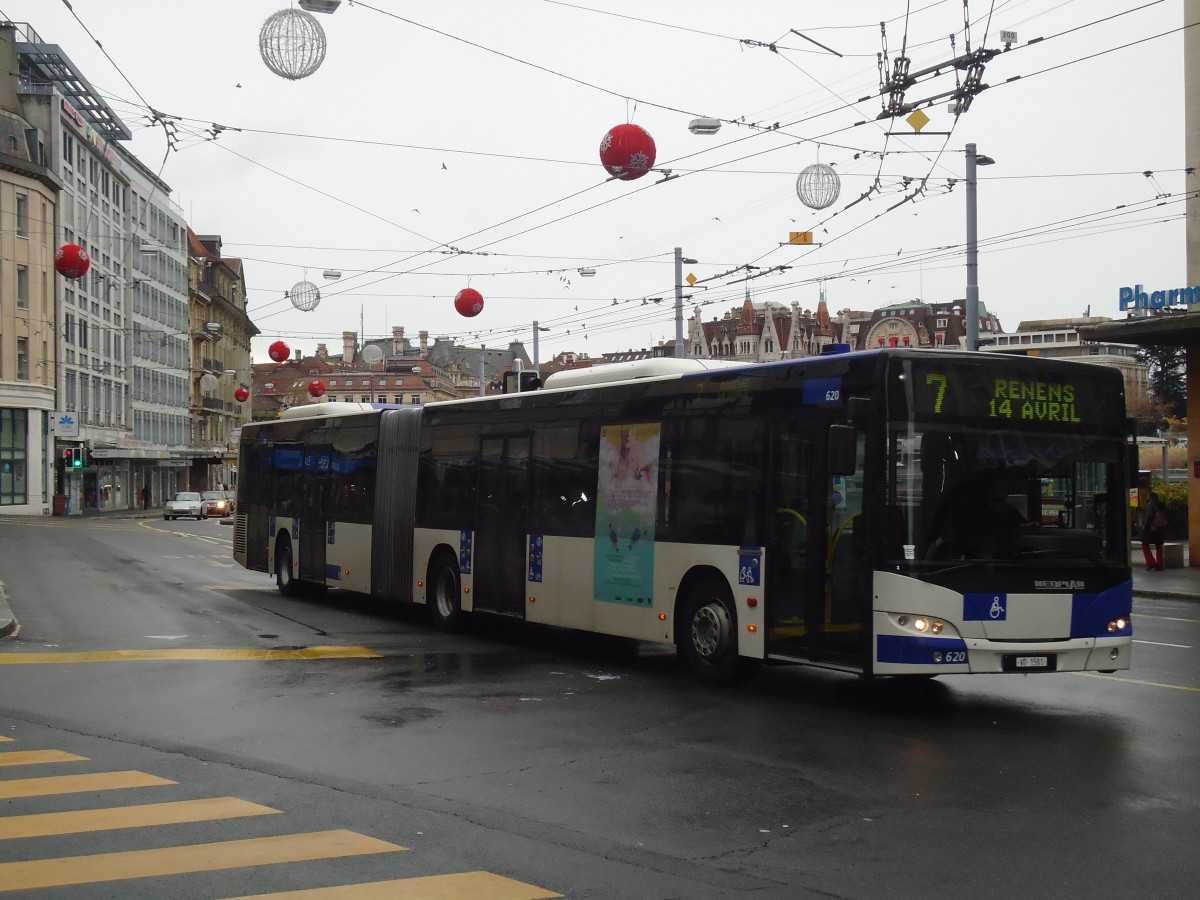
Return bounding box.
[307,379,326,398]
[599,123,656,181]
[268,340,290,362]
[454,287,484,318]
[234,386,250,403]
[54,244,91,279]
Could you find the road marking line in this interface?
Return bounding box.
[0,797,281,839]
[1073,671,1200,692]
[0,829,405,891]
[1133,639,1192,648]
[0,750,87,767]
[222,871,563,899]
[0,646,380,664]
[1136,613,1200,624]
[0,737,12,742]
[0,771,174,799]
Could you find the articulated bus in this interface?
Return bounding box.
[233,348,1134,685]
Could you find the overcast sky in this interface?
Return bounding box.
[7,0,1188,363]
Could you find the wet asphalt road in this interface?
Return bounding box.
[0,515,1197,899]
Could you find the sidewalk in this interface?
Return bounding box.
[2,526,1197,640]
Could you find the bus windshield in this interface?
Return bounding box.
[889,427,1124,564]
[887,356,1128,567]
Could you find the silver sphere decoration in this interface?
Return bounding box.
[361,344,384,365]
[199,373,219,391]
[796,162,841,210]
[259,9,327,80]
[289,280,321,312]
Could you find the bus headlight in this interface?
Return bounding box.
[895,615,946,635]
[1107,617,1129,633]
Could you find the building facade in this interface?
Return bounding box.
[116,148,192,506]
[187,231,256,490]
[0,23,60,514]
[18,21,137,513]
[688,292,838,362]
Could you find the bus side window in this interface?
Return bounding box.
[533,425,597,537]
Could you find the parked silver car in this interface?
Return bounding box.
[164,491,204,520]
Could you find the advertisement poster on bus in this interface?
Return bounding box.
[595,423,658,607]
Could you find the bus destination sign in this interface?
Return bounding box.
[916,369,1108,426]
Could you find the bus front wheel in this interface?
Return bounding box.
[679,576,760,686]
[275,539,301,598]
[428,553,466,632]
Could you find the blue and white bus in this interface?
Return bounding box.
[233,348,1134,685]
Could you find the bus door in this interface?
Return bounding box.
[473,435,530,617]
[298,437,332,584]
[765,421,819,658]
[766,419,868,662]
[822,424,868,659]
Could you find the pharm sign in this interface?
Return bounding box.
[1119,283,1200,310]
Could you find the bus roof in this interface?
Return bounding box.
[540,358,745,390]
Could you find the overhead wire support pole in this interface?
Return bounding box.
[674,247,685,358]
[966,143,980,352]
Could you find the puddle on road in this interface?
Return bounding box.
[379,650,536,689]
[361,708,440,728]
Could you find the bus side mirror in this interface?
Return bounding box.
[828,425,857,476]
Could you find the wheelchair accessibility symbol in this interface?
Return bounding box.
[989,596,1006,619]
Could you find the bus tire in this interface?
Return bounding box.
[275,538,302,598]
[428,552,466,632]
[679,576,760,686]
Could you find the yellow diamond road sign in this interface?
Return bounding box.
[906,109,930,133]
[686,272,697,286]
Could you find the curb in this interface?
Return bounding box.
[0,580,16,639]
[1133,588,1200,602]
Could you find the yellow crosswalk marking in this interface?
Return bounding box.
[0,798,280,839]
[0,829,405,891]
[223,871,563,899]
[0,771,174,799]
[0,646,381,664]
[0,750,87,767]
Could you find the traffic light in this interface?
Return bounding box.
[62,447,83,469]
[73,447,84,468]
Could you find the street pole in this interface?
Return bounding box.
[479,344,486,396]
[965,142,980,352]
[674,247,698,359]
[674,247,684,358]
[532,320,551,372]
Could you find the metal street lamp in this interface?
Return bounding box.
[965,143,995,351]
[675,248,698,358]
[532,321,550,371]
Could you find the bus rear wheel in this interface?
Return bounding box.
[275,539,302,598]
[679,576,760,686]
[428,553,466,632]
